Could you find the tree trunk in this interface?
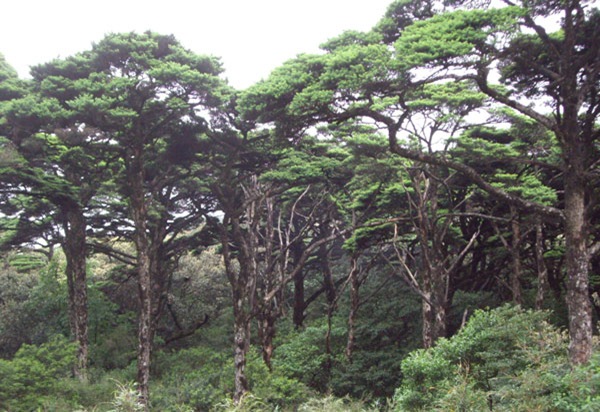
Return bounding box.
[233,305,250,404]
[564,172,592,365]
[129,149,153,410]
[345,255,360,362]
[421,289,447,349]
[62,206,88,382]
[136,250,153,408]
[259,313,276,372]
[535,217,550,310]
[227,214,256,404]
[292,239,306,329]
[320,243,335,379]
[510,209,523,305]
[293,269,305,329]
[561,29,593,363]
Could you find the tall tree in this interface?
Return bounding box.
[394,0,600,364]
[201,123,353,401]
[26,32,228,406]
[1,60,110,380]
[243,0,599,364]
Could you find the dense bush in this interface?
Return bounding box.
[152,346,233,411]
[393,304,600,411]
[0,257,70,358]
[0,334,76,410]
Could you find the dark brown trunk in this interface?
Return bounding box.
[233,306,250,404]
[292,241,306,329]
[129,149,153,410]
[345,256,360,362]
[535,217,550,310]
[227,214,256,404]
[293,269,305,329]
[320,243,335,378]
[136,250,153,408]
[324,305,334,377]
[564,171,592,365]
[62,206,88,382]
[510,210,523,305]
[561,19,593,362]
[260,314,276,372]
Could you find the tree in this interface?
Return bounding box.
[393,0,600,364]
[200,121,353,401]
[1,57,104,380]
[24,32,228,406]
[242,0,599,364]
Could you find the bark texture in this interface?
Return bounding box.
[535,217,550,310]
[62,205,89,382]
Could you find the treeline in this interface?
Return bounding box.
[0,0,599,410]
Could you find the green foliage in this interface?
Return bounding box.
[0,334,76,410]
[88,295,136,370]
[395,7,523,69]
[332,277,422,400]
[296,395,380,412]
[1,0,597,409]
[393,305,600,411]
[0,256,71,357]
[274,320,346,392]
[213,393,271,412]
[247,348,312,408]
[108,380,146,412]
[6,251,47,272]
[152,346,233,411]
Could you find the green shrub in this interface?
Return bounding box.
[0,334,76,410]
[296,395,380,412]
[212,393,270,412]
[393,305,600,411]
[274,319,346,392]
[246,348,312,408]
[108,380,145,412]
[151,346,233,411]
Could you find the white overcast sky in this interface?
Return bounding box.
[1,0,393,89]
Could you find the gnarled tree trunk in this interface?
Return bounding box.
[62,205,89,382]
